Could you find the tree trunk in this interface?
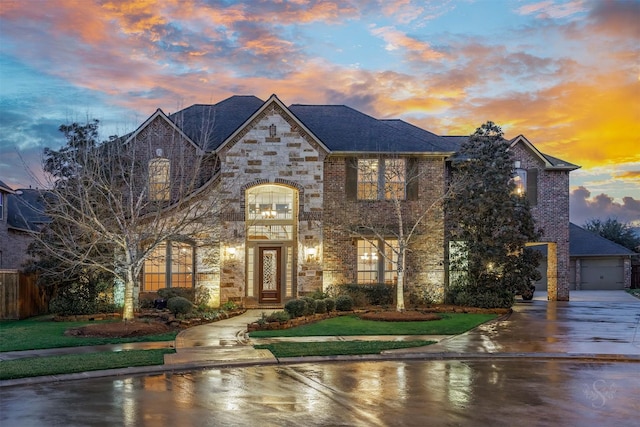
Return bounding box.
[396,270,405,311]
[122,269,135,320]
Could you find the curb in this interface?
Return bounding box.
[2,350,638,389]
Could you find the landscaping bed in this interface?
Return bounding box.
[60,308,246,338]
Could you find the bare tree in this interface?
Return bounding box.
[32,119,221,320]
[344,156,457,311]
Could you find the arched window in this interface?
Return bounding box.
[246,185,295,240]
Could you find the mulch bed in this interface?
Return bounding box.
[65,321,175,338]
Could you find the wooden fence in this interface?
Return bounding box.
[0,270,49,319]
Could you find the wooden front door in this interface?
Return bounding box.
[259,247,281,303]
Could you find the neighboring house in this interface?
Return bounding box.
[114,94,579,308]
[0,180,47,270]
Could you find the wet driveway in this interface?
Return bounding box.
[394,290,640,357]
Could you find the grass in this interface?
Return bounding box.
[626,289,640,299]
[249,313,497,338]
[255,340,436,358]
[0,317,178,352]
[0,349,175,380]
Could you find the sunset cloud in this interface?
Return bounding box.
[570,186,640,227]
[0,0,637,225]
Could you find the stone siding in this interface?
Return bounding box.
[217,102,325,303]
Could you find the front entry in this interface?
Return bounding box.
[259,247,281,303]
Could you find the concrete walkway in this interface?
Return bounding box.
[2,290,639,387]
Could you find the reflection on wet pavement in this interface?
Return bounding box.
[2,360,638,426]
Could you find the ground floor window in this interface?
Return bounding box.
[143,241,194,291]
[357,238,398,284]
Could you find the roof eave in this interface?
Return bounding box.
[330,151,455,157]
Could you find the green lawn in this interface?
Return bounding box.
[0,349,175,380]
[249,313,497,338]
[255,340,436,358]
[0,317,178,352]
[627,289,640,299]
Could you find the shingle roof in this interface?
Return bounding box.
[7,189,50,232]
[288,104,451,153]
[165,95,577,164]
[169,95,264,150]
[569,223,636,256]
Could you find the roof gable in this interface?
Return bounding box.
[170,96,265,151]
[510,135,579,171]
[218,94,330,155]
[124,109,202,152]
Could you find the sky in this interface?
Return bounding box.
[0,0,638,227]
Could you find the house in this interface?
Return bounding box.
[0,180,47,270]
[112,94,580,308]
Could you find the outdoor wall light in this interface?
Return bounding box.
[305,247,318,262]
[226,247,237,260]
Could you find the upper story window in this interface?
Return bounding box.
[357,158,406,200]
[246,184,296,241]
[511,161,538,206]
[512,162,527,196]
[149,151,170,202]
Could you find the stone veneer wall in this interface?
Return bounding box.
[510,143,571,301]
[322,155,447,302]
[216,102,326,303]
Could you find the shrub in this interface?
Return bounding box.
[335,295,354,311]
[324,298,335,312]
[310,289,329,300]
[266,311,291,323]
[284,299,307,318]
[302,296,317,315]
[333,283,394,307]
[49,279,117,316]
[158,287,195,302]
[446,285,514,309]
[221,300,238,311]
[315,299,327,314]
[194,286,212,309]
[167,296,194,315]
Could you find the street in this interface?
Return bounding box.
[2,359,638,426]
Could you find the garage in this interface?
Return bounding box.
[569,224,635,290]
[577,257,625,290]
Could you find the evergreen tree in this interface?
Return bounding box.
[445,121,541,308]
[583,218,639,252]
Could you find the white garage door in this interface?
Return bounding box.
[580,258,624,290]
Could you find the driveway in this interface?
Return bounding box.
[396,290,640,358]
